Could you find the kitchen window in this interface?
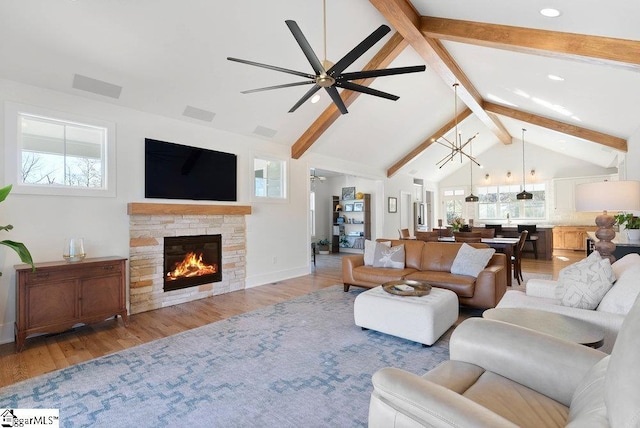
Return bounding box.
[477,184,546,220]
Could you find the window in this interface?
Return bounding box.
[4,102,116,197]
[478,183,546,220]
[442,188,465,224]
[253,156,287,200]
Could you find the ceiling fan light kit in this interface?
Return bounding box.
[227,2,426,115]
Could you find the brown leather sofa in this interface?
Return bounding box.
[342,240,507,309]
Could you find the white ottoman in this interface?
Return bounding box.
[354,286,459,346]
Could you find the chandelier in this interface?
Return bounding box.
[435,83,480,169]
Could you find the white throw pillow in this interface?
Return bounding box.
[611,253,640,280]
[556,251,616,309]
[597,265,640,315]
[364,240,390,266]
[372,243,405,269]
[450,243,495,278]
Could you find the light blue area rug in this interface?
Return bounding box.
[0,285,452,427]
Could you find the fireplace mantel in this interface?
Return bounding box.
[127,202,251,216]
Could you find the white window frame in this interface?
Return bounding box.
[251,155,288,202]
[310,190,316,237]
[441,187,466,225]
[477,183,547,221]
[4,102,116,197]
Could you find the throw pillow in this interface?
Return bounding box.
[450,243,495,278]
[611,253,640,280]
[597,265,640,315]
[364,240,390,266]
[556,251,616,309]
[372,243,405,269]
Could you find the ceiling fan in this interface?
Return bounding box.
[227,5,426,114]
[310,168,327,182]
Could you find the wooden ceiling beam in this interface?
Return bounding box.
[421,17,640,72]
[290,33,408,159]
[368,0,512,145]
[484,101,628,152]
[387,108,472,177]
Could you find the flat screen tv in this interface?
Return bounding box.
[145,138,237,201]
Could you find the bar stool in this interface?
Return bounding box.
[517,225,538,259]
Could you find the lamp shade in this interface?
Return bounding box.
[575,181,640,212]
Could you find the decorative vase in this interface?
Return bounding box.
[626,229,640,241]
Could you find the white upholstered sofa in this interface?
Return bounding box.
[497,253,640,353]
[368,292,640,427]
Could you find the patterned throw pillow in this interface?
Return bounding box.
[364,239,390,266]
[450,243,495,278]
[372,243,405,269]
[556,251,616,309]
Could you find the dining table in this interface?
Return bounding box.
[439,237,520,287]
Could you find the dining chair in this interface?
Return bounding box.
[415,231,439,242]
[472,227,496,238]
[517,224,539,259]
[512,230,529,284]
[453,232,482,243]
[398,228,415,240]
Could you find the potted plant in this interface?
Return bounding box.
[1,185,35,276]
[317,239,331,254]
[614,212,640,241]
[339,236,350,248]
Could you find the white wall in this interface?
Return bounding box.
[0,79,312,343]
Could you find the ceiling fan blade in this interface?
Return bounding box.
[325,86,348,114]
[285,20,325,75]
[241,81,316,94]
[227,57,315,80]
[328,25,391,75]
[339,65,426,81]
[336,81,399,101]
[289,84,322,113]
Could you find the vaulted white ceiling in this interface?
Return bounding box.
[1,0,638,183]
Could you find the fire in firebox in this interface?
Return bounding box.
[166,251,217,280]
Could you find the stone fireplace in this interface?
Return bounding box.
[127,203,251,314]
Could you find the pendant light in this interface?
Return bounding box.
[465,139,479,202]
[516,128,533,200]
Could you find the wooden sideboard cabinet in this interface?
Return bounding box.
[14,256,128,352]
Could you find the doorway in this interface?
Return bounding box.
[400,191,412,231]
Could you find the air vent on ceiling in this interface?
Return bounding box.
[72,74,122,99]
[182,105,215,122]
[253,125,277,138]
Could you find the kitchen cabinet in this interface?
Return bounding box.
[553,226,596,251]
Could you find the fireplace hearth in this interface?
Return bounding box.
[164,234,222,292]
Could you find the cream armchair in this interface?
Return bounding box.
[368,294,640,427]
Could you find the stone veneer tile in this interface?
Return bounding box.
[128,211,247,314]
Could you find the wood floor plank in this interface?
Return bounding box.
[0,249,582,388]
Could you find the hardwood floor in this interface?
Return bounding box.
[0,248,584,388]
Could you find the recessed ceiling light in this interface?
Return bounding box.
[548,74,564,81]
[540,8,561,17]
[311,94,321,104]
